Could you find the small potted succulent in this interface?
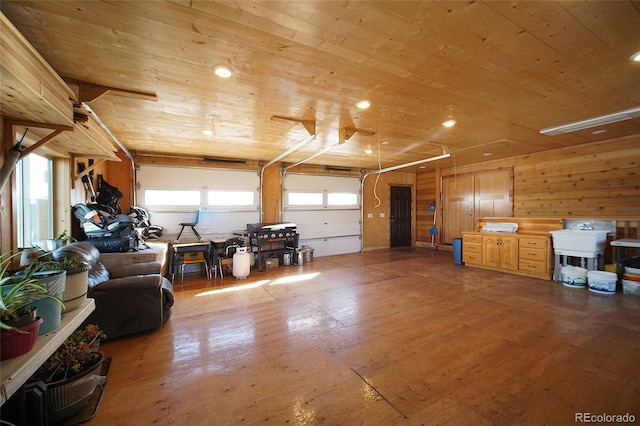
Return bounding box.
[1,252,64,359]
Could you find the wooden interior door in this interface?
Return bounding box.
[442,168,513,244]
[442,174,474,244]
[390,186,412,247]
[475,169,513,218]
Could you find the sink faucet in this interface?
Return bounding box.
[580,223,593,230]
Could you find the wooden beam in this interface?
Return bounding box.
[76,81,157,103]
[5,118,73,132]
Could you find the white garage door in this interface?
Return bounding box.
[136,165,259,239]
[283,174,361,258]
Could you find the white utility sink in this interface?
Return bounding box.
[550,229,609,257]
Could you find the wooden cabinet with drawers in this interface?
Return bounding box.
[462,233,483,264]
[462,232,553,280]
[482,234,518,270]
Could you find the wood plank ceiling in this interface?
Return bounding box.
[1,1,639,172]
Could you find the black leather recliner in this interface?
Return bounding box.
[53,242,174,339]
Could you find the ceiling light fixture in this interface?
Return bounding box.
[364,148,373,154]
[631,51,640,62]
[539,106,640,135]
[442,119,456,128]
[356,100,371,110]
[213,65,233,78]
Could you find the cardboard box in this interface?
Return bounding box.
[100,245,165,269]
[265,258,279,269]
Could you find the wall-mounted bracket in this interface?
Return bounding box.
[71,155,106,182]
[72,80,158,103]
[270,115,316,136]
[3,119,74,159]
[341,126,376,143]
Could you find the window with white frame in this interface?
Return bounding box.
[144,189,201,206]
[16,153,53,247]
[286,191,359,208]
[327,192,358,206]
[208,190,255,206]
[287,192,323,206]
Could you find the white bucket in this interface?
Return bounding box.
[587,270,617,294]
[561,266,587,288]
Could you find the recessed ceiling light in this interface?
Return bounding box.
[364,148,373,154]
[631,51,640,62]
[592,129,608,135]
[483,152,493,157]
[381,141,390,145]
[442,119,456,128]
[213,65,233,78]
[202,129,214,136]
[356,100,371,110]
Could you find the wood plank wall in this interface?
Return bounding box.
[0,118,10,251]
[416,170,437,245]
[429,136,640,243]
[4,134,636,254]
[513,137,639,217]
[261,164,281,224]
[362,171,415,250]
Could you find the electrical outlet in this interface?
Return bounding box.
[380,212,385,218]
[367,213,373,218]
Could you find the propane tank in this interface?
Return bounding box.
[232,246,251,279]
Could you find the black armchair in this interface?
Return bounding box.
[53,242,174,339]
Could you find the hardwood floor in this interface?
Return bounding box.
[93,248,640,425]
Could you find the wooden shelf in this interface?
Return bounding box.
[0,299,95,406]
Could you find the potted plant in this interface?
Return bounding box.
[29,324,107,421]
[0,252,64,359]
[21,261,67,335]
[55,230,77,245]
[35,256,90,312]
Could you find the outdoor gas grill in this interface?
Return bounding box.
[245,223,299,270]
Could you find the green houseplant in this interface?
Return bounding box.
[1,252,64,359]
[19,260,67,335]
[44,230,77,251]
